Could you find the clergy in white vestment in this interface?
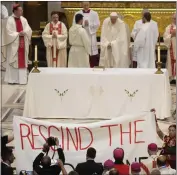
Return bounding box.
[163,13,176,81]
[68,14,91,67]
[42,11,67,67]
[131,9,159,68]
[4,4,32,85]
[1,4,9,71]
[72,1,100,67]
[99,12,129,68]
[157,156,176,175]
[118,13,131,67]
[141,143,158,174]
[133,12,157,68]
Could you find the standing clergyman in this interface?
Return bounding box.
[42,11,67,67]
[68,14,91,67]
[1,4,9,71]
[133,12,157,68]
[73,1,100,67]
[99,12,129,68]
[131,9,158,68]
[163,13,176,81]
[4,4,32,84]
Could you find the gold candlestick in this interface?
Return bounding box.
[155,62,163,74]
[32,60,40,73]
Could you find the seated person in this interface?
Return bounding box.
[75,147,103,175]
[102,159,115,175]
[33,138,65,175]
[113,148,130,175]
[1,134,14,151]
[157,155,176,174]
[1,147,15,175]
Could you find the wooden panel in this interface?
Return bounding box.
[23,1,48,30]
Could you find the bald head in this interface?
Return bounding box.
[110,12,118,24]
[150,169,161,175]
[157,155,167,167]
[109,168,119,175]
[41,156,51,168]
[82,1,90,11]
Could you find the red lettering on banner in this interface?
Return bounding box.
[31,124,42,149]
[134,120,145,143]
[20,124,33,150]
[120,122,132,145]
[61,126,64,150]
[66,127,78,150]
[39,125,47,142]
[100,124,118,146]
[78,127,93,150]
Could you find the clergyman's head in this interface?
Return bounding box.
[142,9,149,17]
[147,143,158,156]
[110,12,118,24]
[75,13,84,25]
[13,4,23,17]
[143,12,151,23]
[82,1,90,11]
[51,11,59,23]
[172,12,176,25]
[41,156,51,168]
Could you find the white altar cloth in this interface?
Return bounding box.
[23,68,171,119]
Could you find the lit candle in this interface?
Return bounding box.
[158,46,160,62]
[35,45,37,61]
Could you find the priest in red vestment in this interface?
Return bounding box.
[42,11,67,67]
[4,4,32,84]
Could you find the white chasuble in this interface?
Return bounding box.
[163,24,176,79]
[134,23,156,68]
[4,15,32,84]
[68,24,91,67]
[42,21,67,67]
[131,19,159,62]
[99,18,129,68]
[73,9,100,56]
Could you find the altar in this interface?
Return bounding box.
[23,68,171,119]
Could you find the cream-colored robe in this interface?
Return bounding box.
[68,24,91,67]
[134,23,156,68]
[1,4,9,70]
[131,19,159,62]
[73,9,100,56]
[4,14,32,84]
[163,24,176,79]
[42,21,67,67]
[99,17,129,68]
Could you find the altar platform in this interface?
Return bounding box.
[23,68,171,119]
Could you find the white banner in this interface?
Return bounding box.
[13,112,157,173]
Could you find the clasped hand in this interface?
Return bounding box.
[107,43,111,49]
[84,20,89,26]
[19,31,25,36]
[52,32,57,38]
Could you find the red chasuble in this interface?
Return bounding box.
[14,17,25,68]
[50,22,62,66]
